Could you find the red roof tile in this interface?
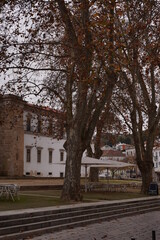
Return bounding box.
[102,150,125,157]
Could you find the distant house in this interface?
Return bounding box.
[125,147,136,157]
[125,144,160,170]
[101,149,126,162]
[124,144,160,179]
[115,143,127,151]
[116,143,135,152]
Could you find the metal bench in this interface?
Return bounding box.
[0,184,20,201]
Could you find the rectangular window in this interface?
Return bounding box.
[25,172,30,175]
[60,151,64,162]
[60,172,64,178]
[27,117,31,131]
[49,150,52,163]
[37,149,41,163]
[26,149,31,162]
[48,121,53,135]
[48,172,52,176]
[37,120,41,133]
[37,172,41,175]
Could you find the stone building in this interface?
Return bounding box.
[0,94,65,177]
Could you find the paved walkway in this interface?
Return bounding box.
[31,211,160,240]
[0,196,159,240]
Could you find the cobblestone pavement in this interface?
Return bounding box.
[31,211,160,240]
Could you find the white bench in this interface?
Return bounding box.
[0,184,20,201]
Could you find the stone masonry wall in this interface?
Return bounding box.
[0,95,24,177]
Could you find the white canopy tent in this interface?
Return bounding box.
[82,157,134,168]
[82,157,135,192]
[55,156,135,192]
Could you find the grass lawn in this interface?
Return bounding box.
[0,194,70,211]
[84,191,146,201]
[99,179,142,184]
[0,189,147,211]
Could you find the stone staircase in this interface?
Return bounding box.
[0,197,160,240]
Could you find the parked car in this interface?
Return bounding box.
[130,173,137,178]
[99,172,110,179]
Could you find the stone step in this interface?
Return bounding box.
[1,199,160,228]
[0,197,159,222]
[0,199,160,236]
[0,204,159,240]
[0,203,160,235]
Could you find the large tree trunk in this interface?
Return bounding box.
[130,102,158,195]
[140,164,153,194]
[87,145,99,182]
[134,150,154,194]
[56,0,117,201]
[88,124,103,182]
[89,168,99,182]
[136,147,153,194]
[135,147,154,194]
[61,129,84,201]
[140,134,155,194]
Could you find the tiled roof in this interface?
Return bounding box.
[102,150,125,157]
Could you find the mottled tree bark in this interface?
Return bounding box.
[61,130,84,201]
[131,104,159,194]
